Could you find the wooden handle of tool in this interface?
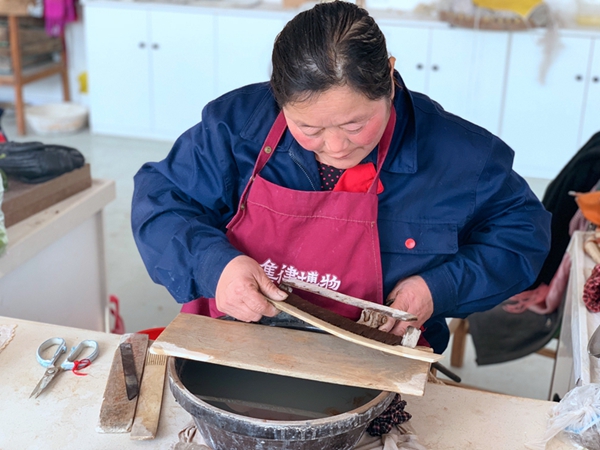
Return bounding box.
[585,237,600,264]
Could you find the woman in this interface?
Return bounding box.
[132,1,551,354]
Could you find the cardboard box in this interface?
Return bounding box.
[2,164,92,228]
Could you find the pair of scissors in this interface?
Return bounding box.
[30,337,99,399]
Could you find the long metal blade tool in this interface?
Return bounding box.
[120,343,139,401]
[281,279,417,322]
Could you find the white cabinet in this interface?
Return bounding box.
[380,24,508,135]
[428,29,508,136]
[149,11,215,137]
[85,7,152,136]
[85,4,215,140]
[83,3,600,159]
[215,14,288,97]
[580,38,600,146]
[379,24,430,94]
[501,33,592,179]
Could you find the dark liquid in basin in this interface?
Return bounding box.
[179,360,381,421]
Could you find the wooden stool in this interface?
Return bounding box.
[0,15,70,135]
[448,318,557,367]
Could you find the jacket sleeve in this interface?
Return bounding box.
[419,138,552,317]
[131,111,244,303]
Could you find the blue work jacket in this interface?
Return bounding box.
[132,74,551,353]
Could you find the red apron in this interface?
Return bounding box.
[182,108,396,319]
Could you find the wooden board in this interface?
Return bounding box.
[3,164,92,227]
[150,313,430,396]
[97,333,149,433]
[269,299,442,363]
[130,352,167,440]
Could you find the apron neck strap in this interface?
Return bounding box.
[236,112,288,209]
[368,106,396,194]
[252,111,288,177]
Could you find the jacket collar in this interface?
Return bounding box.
[384,71,418,174]
[239,74,419,175]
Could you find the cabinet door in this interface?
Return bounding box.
[84,6,151,134]
[580,38,600,147]
[380,25,430,94]
[150,11,215,139]
[215,14,286,97]
[428,28,509,135]
[501,33,591,179]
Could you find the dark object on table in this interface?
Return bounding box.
[0,141,84,183]
[1,164,91,228]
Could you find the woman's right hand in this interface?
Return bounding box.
[215,255,288,322]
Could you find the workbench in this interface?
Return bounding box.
[0,316,575,449]
[0,179,115,331]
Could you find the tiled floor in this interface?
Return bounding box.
[3,110,556,401]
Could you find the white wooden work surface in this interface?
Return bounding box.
[0,179,116,332]
[0,316,574,449]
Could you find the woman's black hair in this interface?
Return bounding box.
[271,1,392,107]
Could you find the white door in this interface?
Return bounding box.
[380,24,430,94]
[84,6,151,134]
[215,14,286,97]
[501,33,591,179]
[580,38,600,147]
[428,28,509,135]
[149,11,216,139]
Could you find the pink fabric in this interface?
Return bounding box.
[44,0,77,37]
[570,209,590,235]
[503,252,571,314]
[182,109,397,319]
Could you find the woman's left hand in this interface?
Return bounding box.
[378,275,434,336]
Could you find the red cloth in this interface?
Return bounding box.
[333,162,384,194]
[182,109,396,319]
[584,264,600,313]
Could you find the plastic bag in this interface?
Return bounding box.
[0,177,8,256]
[0,141,85,184]
[527,384,600,449]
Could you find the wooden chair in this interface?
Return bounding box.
[448,318,557,368]
[0,15,70,135]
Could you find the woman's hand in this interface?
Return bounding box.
[215,255,288,322]
[378,275,434,336]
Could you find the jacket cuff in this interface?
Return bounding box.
[196,243,244,298]
[420,264,458,317]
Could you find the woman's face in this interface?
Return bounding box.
[283,85,391,170]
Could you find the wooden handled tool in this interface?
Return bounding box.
[130,352,168,440]
[281,279,417,322]
[266,293,441,363]
[97,333,148,433]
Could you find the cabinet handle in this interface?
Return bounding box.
[432,65,439,71]
[576,74,583,81]
[416,63,423,70]
[152,43,159,50]
[139,42,146,49]
[593,76,599,83]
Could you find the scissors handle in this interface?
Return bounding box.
[61,340,99,370]
[36,338,67,368]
